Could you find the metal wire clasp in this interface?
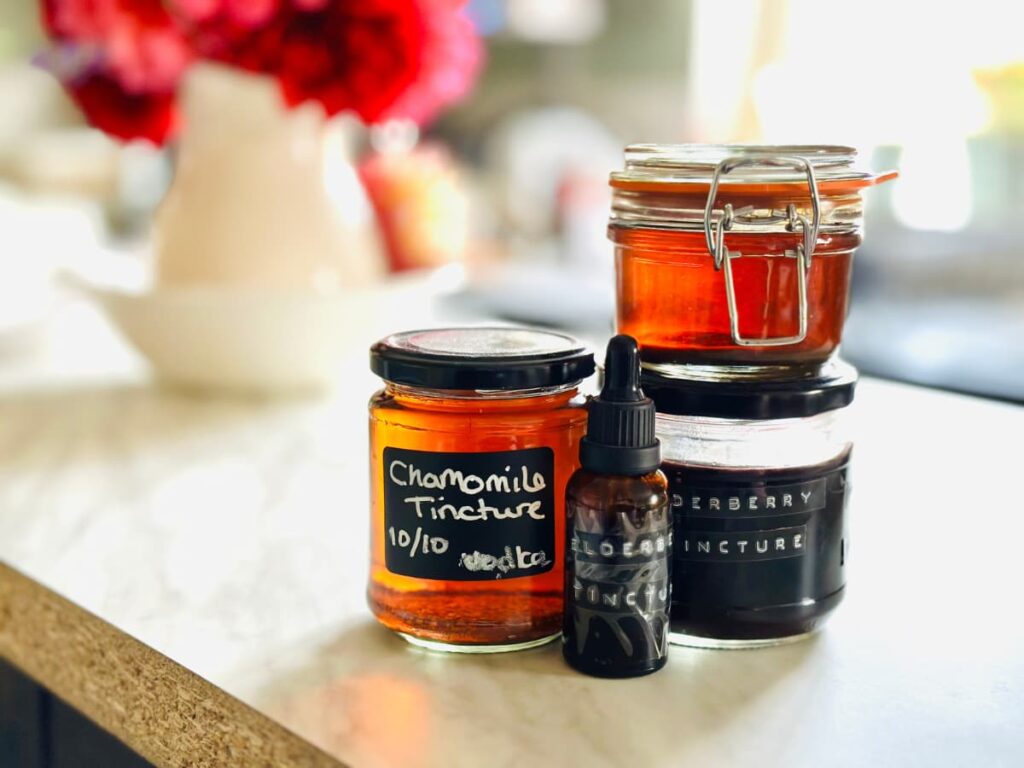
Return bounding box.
[702,155,821,347]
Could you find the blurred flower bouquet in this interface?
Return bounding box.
[38,0,481,391]
[40,0,481,145]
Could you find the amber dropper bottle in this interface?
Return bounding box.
[563,335,671,678]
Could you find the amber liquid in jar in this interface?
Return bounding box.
[614,226,859,367]
[368,385,588,648]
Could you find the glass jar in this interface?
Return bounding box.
[643,363,856,649]
[610,144,895,374]
[368,327,594,652]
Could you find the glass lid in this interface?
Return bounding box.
[611,144,893,188]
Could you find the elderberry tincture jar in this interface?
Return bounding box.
[643,362,856,649]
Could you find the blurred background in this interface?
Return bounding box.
[0,0,1022,399]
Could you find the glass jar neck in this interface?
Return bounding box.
[657,409,851,470]
[609,187,864,237]
[617,144,860,183]
[609,144,880,236]
[386,382,581,413]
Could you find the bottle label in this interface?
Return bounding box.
[675,524,809,562]
[671,474,832,563]
[565,513,672,667]
[382,446,555,581]
[666,457,850,631]
[677,477,827,518]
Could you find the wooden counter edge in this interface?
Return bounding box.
[0,562,342,768]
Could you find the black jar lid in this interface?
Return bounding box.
[370,327,595,391]
[642,361,858,420]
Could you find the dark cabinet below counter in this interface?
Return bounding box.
[1,659,152,768]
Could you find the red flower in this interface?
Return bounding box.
[172,0,283,28]
[178,0,427,123]
[40,0,191,144]
[378,1,482,126]
[37,0,482,141]
[63,71,179,142]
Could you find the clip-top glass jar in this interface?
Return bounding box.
[643,362,856,648]
[610,145,895,374]
[368,328,594,652]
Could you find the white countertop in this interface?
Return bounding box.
[1,296,1022,767]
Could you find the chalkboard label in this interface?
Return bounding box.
[383,447,556,581]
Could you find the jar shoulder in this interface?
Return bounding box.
[369,388,394,410]
[369,389,589,428]
[567,469,669,512]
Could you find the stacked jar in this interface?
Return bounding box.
[609,145,894,648]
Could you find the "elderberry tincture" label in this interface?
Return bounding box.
[672,473,829,563]
[565,514,672,670]
[382,447,555,581]
[665,455,850,643]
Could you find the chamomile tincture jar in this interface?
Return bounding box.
[643,363,856,648]
[368,328,594,652]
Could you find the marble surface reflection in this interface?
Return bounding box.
[1,302,1022,767]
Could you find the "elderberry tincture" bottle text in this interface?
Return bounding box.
[563,335,671,678]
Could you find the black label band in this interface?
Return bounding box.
[672,477,827,518]
[570,529,672,565]
[665,457,850,627]
[383,446,555,581]
[675,524,809,562]
[571,575,671,614]
[565,516,672,668]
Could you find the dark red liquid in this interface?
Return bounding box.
[664,450,850,642]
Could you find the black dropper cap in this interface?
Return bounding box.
[579,335,661,476]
